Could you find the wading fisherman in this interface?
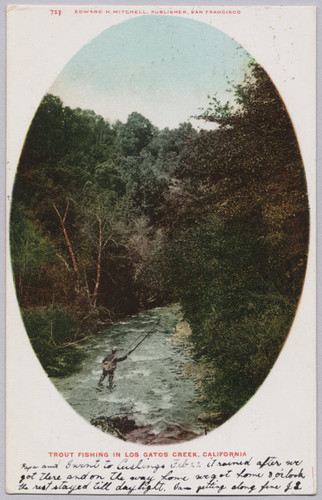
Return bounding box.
[99,346,127,388]
[99,318,160,388]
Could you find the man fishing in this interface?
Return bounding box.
[99,346,127,388]
[98,318,160,388]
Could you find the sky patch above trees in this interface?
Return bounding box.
[50,16,251,129]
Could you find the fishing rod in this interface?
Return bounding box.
[125,318,160,352]
[126,332,146,353]
[127,317,160,355]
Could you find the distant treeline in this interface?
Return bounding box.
[10,61,309,418]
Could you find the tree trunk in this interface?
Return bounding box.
[92,217,102,307]
[53,201,78,272]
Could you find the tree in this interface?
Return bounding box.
[116,112,157,157]
[77,195,129,309]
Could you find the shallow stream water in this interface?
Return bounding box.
[51,305,205,443]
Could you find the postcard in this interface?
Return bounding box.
[6,5,316,495]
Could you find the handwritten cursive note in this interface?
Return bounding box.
[16,453,310,495]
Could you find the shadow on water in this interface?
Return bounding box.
[51,304,207,444]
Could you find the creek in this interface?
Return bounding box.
[51,305,206,444]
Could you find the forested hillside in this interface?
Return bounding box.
[10,62,309,420]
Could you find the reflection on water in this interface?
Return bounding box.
[51,305,205,442]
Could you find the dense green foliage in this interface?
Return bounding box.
[159,62,308,418]
[10,62,308,417]
[22,307,86,376]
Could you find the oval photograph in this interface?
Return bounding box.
[10,16,309,444]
